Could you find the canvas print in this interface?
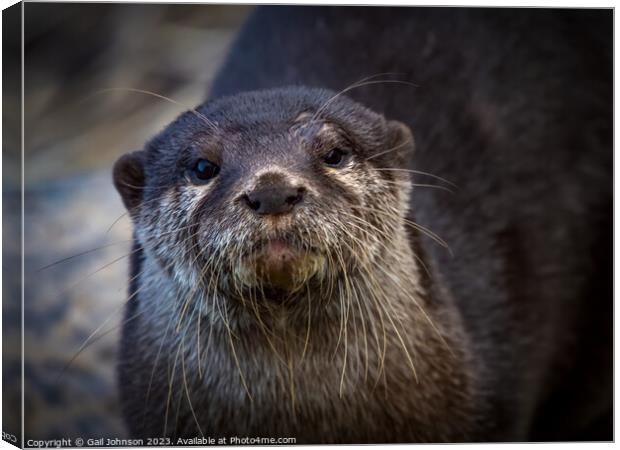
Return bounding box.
[2,2,612,446]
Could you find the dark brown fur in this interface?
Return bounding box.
[115,6,612,443]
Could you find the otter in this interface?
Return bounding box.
[114,7,612,443]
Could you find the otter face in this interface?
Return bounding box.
[114,87,414,305]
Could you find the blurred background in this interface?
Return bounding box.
[5,3,253,441]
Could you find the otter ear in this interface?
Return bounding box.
[386,120,415,165]
[113,150,145,215]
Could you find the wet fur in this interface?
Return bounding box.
[116,7,612,443]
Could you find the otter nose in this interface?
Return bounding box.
[243,186,305,216]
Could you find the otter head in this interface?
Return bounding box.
[113,87,414,308]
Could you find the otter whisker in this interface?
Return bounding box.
[376,263,455,358]
[365,137,413,162]
[171,314,197,435]
[402,220,452,256]
[142,238,206,416]
[311,79,419,125]
[380,179,455,195]
[163,336,183,437]
[204,234,252,401]
[365,272,419,384]
[331,212,414,381]
[332,229,388,389]
[211,251,239,338]
[304,72,405,127]
[182,220,232,331]
[286,331,297,418]
[105,194,170,234]
[300,282,312,363]
[44,222,199,275]
[113,180,184,191]
[37,239,133,272]
[168,246,222,395]
[198,233,241,375]
[198,229,249,372]
[340,211,454,357]
[299,220,320,364]
[246,282,288,368]
[54,251,134,299]
[175,240,214,332]
[222,302,253,401]
[332,246,352,398]
[351,274,370,382]
[369,167,458,189]
[85,87,218,132]
[347,273,363,381]
[331,268,346,360]
[182,318,205,437]
[196,305,203,380]
[56,301,144,382]
[128,234,202,299]
[329,223,377,385]
[144,308,174,422]
[350,204,453,255]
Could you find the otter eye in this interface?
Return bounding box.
[190,158,220,183]
[323,148,347,167]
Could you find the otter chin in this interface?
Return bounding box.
[240,238,326,292]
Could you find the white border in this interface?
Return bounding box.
[0,1,615,450]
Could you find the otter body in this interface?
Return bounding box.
[115,7,612,443]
